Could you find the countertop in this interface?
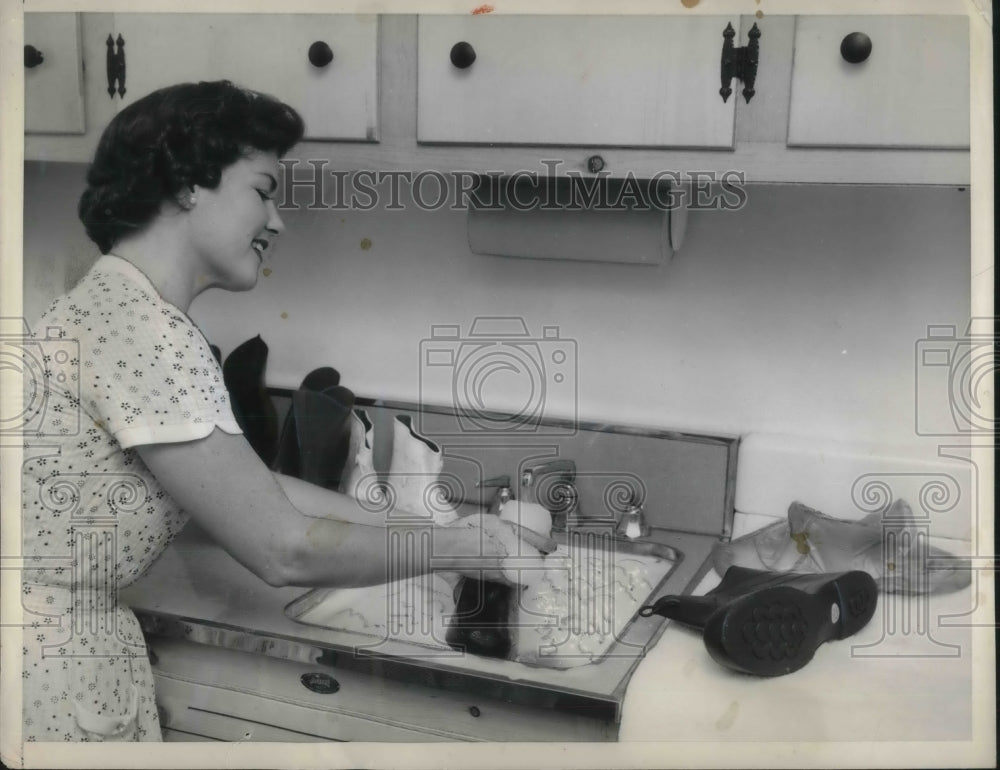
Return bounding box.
[120,520,982,746]
[620,559,979,743]
[120,523,719,717]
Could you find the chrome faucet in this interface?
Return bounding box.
[477,474,512,516]
[616,499,651,540]
[521,459,578,532]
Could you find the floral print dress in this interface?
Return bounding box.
[20,255,242,741]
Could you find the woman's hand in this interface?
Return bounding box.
[437,513,558,585]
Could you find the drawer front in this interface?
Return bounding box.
[149,638,615,742]
[417,16,738,148]
[155,676,450,742]
[787,16,969,148]
[114,14,379,142]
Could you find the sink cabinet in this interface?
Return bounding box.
[150,637,616,742]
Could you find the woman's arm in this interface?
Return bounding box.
[137,429,551,589]
[273,472,389,526]
[274,472,484,525]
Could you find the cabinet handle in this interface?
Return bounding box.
[24,45,44,69]
[450,41,476,69]
[719,22,760,103]
[308,41,334,68]
[106,34,126,98]
[840,32,872,64]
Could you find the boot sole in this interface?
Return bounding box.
[703,570,878,677]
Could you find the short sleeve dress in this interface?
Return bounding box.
[20,255,242,742]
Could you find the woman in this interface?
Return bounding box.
[21,80,553,742]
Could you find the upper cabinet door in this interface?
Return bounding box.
[787,16,969,149]
[417,16,739,149]
[113,14,379,141]
[24,13,86,134]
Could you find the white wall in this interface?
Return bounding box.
[193,181,971,447]
[23,164,974,532]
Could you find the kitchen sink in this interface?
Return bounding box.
[284,527,684,670]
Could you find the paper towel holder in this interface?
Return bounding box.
[466,175,688,266]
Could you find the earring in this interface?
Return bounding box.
[179,189,197,209]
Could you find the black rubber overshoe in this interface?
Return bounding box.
[702,570,878,676]
[640,566,879,677]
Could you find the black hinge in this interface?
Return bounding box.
[720,22,760,104]
[106,33,126,98]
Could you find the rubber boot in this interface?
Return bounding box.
[272,367,341,477]
[339,408,385,509]
[291,384,355,490]
[640,566,878,677]
[222,335,279,466]
[446,577,514,659]
[386,415,459,526]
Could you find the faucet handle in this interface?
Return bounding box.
[525,459,576,480]
[616,499,651,539]
[477,474,511,489]
[477,474,512,514]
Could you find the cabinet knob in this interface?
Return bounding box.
[300,672,340,694]
[24,45,44,69]
[308,41,334,68]
[450,41,477,69]
[840,32,872,64]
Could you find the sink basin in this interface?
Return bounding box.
[285,529,683,669]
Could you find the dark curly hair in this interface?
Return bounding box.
[78,80,305,254]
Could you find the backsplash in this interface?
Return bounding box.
[270,393,738,537]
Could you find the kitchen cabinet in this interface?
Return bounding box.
[23,14,86,134]
[24,13,972,184]
[417,16,737,149]
[24,13,118,162]
[113,14,379,142]
[787,16,969,148]
[25,12,378,162]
